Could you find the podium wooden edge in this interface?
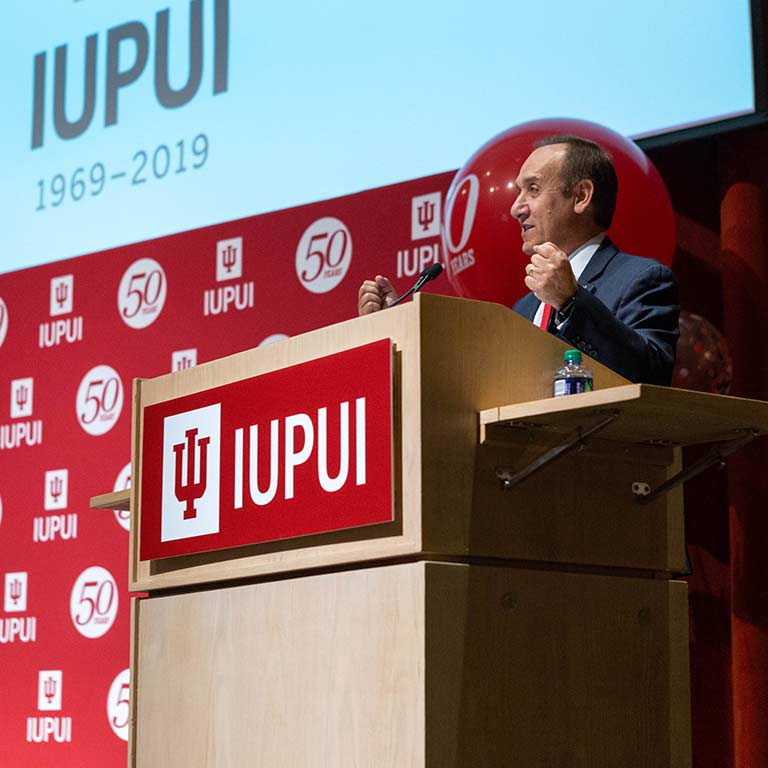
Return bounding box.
[668,580,693,767]
[129,378,143,590]
[89,489,130,511]
[129,596,140,768]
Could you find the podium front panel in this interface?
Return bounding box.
[132,561,690,767]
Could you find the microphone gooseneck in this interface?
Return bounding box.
[389,263,444,308]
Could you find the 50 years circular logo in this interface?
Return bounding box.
[295,217,352,294]
[106,668,131,741]
[118,257,167,329]
[112,462,131,531]
[76,365,124,436]
[70,565,118,639]
[0,297,8,348]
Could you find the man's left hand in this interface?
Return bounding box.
[524,242,578,309]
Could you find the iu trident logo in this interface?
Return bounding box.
[9,577,23,606]
[411,192,441,240]
[221,245,237,274]
[173,428,211,519]
[43,675,58,704]
[11,378,34,418]
[55,282,68,310]
[50,275,74,316]
[37,670,63,711]
[216,237,243,281]
[161,404,221,542]
[4,571,28,612]
[417,200,435,232]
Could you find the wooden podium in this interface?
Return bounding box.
[91,294,768,767]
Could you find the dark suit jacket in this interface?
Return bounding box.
[512,238,679,385]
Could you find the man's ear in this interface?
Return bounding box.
[572,179,594,215]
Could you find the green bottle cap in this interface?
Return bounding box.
[564,349,582,364]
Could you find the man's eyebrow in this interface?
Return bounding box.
[513,174,541,190]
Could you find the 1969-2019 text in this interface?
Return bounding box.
[35,133,209,212]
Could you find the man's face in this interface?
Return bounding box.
[510,144,578,256]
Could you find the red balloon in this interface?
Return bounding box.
[441,118,675,307]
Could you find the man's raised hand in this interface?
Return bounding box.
[524,242,578,309]
[358,275,398,316]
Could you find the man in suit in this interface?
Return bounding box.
[358,134,679,385]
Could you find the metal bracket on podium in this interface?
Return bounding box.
[495,410,621,491]
[633,428,759,505]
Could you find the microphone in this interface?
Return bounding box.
[389,263,444,308]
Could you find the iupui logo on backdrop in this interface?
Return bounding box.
[34,469,77,544]
[140,340,393,560]
[396,193,443,280]
[118,257,167,329]
[76,365,124,436]
[295,217,353,294]
[38,670,63,711]
[26,670,72,744]
[204,237,254,316]
[1,572,37,644]
[39,274,84,349]
[4,571,28,612]
[11,377,34,418]
[172,348,198,372]
[0,296,8,349]
[1,378,43,451]
[50,275,73,316]
[411,192,442,240]
[44,469,68,510]
[216,237,243,281]
[442,174,479,276]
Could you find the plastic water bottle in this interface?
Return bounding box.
[553,350,593,397]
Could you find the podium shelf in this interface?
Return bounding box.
[480,383,768,448]
[90,489,130,511]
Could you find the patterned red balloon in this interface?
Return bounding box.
[441,118,675,307]
[672,311,733,395]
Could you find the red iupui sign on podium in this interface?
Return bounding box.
[139,339,394,560]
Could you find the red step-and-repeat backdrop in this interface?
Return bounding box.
[0,170,458,766]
